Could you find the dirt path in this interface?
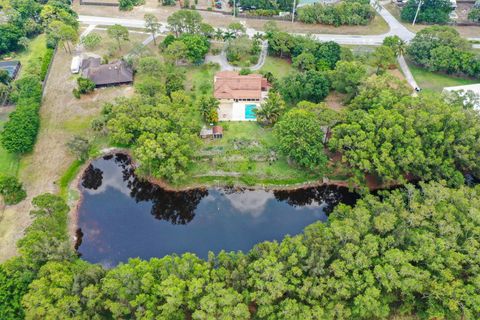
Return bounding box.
[0,49,133,262]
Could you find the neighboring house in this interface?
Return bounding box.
[443,84,480,110]
[0,61,21,79]
[214,71,270,121]
[81,57,133,87]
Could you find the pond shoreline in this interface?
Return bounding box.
[68,149,357,250]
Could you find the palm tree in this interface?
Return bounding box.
[255,91,286,126]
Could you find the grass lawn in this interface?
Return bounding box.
[0,109,19,176]
[408,63,478,93]
[13,34,47,79]
[182,122,321,187]
[259,56,294,80]
[184,63,220,97]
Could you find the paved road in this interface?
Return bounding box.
[79,1,415,46]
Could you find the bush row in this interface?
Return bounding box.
[1,76,43,154]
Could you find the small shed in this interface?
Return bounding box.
[200,126,213,139]
[0,60,21,79]
[212,126,223,139]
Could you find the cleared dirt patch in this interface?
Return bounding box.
[0,49,134,262]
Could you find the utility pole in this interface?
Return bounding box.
[233,0,236,17]
[412,0,422,26]
[292,0,296,23]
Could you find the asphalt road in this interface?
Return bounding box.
[78,1,416,46]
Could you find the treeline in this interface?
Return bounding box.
[297,0,374,26]
[1,76,42,154]
[239,0,294,12]
[2,182,480,319]
[0,0,78,54]
[407,26,480,79]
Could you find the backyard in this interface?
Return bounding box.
[185,122,322,187]
[408,62,478,93]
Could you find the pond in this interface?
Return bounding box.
[76,154,359,266]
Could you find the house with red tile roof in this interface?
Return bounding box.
[214,71,270,121]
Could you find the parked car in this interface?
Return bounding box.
[71,56,81,74]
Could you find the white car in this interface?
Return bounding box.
[71,56,81,74]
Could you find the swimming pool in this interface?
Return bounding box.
[245,104,257,120]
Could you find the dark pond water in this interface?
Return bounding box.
[76,154,359,266]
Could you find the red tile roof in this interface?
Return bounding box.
[214,71,268,100]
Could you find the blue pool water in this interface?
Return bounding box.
[245,104,256,120]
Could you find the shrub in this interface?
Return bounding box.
[77,77,96,94]
[0,175,26,205]
[1,75,42,154]
[468,8,480,22]
[40,48,54,81]
[401,0,453,24]
[239,68,251,75]
[81,33,102,50]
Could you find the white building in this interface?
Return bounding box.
[443,84,480,110]
[214,71,270,121]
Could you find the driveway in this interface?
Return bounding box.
[206,40,269,71]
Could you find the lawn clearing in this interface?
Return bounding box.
[259,56,294,79]
[0,107,19,176]
[408,62,477,93]
[184,63,220,98]
[10,34,47,79]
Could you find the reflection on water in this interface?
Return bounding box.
[77,154,359,266]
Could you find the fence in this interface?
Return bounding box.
[41,46,58,98]
[79,0,119,6]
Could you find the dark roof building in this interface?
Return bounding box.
[0,60,21,79]
[81,57,133,87]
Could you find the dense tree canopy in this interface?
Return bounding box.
[7,182,480,319]
[401,0,453,24]
[274,108,328,170]
[297,0,374,26]
[103,91,200,182]
[330,91,480,185]
[279,70,330,104]
[407,26,480,78]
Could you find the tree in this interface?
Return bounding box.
[274,108,328,170]
[227,22,245,37]
[0,70,11,85]
[330,93,480,185]
[255,91,286,126]
[144,13,160,45]
[0,175,26,205]
[66,136,90,161]
[279,70,330,104]
[167,10,203,36]
[329,60,367,98]
[196,96,219,124]
[179,34,210,63]
[107,24,129,50]
[164,40,188,65]
[292,52,316,71]
[401,0,453,24]
[81,33,102,50]
[0,24,24,54]
[370,45,396,75]
[382,35,406,57]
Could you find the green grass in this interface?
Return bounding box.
[58,160,84,200]
[13,34,47,79]
[180,122,321,188]
[408,63,478,93]
[259,56,294,79]
[184,63,220,98]
[0,111,19,176]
